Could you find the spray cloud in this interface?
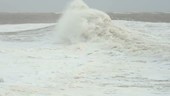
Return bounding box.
[55,0,113,43]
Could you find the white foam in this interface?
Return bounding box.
[0,24,54,32]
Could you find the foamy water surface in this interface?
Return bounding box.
[0,0,170,96]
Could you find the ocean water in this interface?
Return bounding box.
[0,0,170,96]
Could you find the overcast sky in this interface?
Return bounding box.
[0,0,169,12]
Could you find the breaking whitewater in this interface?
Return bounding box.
[0,0,170,96]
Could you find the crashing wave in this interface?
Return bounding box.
[55,0,114,43]
[54,0,170,53]
[55,0,148,43]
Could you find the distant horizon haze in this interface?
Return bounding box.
[0,0,169,12]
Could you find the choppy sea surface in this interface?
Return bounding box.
[0,1,170,95]
[0,19,170,96]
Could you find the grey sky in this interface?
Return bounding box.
[0,0,169,12]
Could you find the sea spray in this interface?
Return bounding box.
[55,0,145,44]
[55,0,113,43]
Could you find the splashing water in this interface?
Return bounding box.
[55,0,149,43]
[55,0,114,43]
[54,0,170,53]
[54,0,143,45]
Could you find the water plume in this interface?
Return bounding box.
[55,0,113,43]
